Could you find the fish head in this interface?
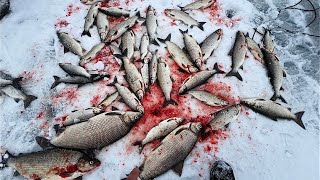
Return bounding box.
[164,9,174,17]
[190,122,202,134]
[124,111,143,124]
[92,107,104,114]
[147,5,155,13]
[216,28,223,36]
[77,156,101,172]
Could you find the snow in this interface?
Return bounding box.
[0,0,319,180]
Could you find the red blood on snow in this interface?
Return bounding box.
[51,87,78,106]
[54,20,70,28]
[36,111,45,119]
[90,95,101,106]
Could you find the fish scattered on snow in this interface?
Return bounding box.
[164,9,206,30]
[140,52,151,91]
[59,107,104,127]
[201,28,223,61]
[0,85,37,108]
[245,34,263,61]
[146,5,159,45]
[149,50,158,84]
[180,29,203,68]
[57,32,85,56]
[50,74,108,89]
[241,98,305,129]
[96,12,110,41]
[140,33,150,60]
[82,2,101,37]
[178,0,215,11]
[97,91,119,110]
[99,7,130,17]
[59,63,91,78]
[120,30,136,60]
[188,90,229,107]
[80,43,105,66]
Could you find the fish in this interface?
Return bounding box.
[178,0,215,11]
[180,29,203,68]
[201,28,223,61]
[139,122,202,179]
[160,34,199,73]
[241,98,305,129]
[50,74,108,89]
[263,29,275,53]
[0,77,22,88]
[188,90,229,107]
[140,52,151,92]
[146,5,159,45]
[157,57,177,106]
[140,33,150,60]
[261,48,286,102]
[60,107,104,127]
[0,85,37,108]
[36,111,142,149]
[205,105,241,133]
[179,63,223,94]
[109,77,144,113]
[0,149,100,180]
[82,2,101,37]
[164,9,205,30]
[105,13,139,42]
[96,12,109,41]
[79,43,105,66]
[59,63,91,78]
[97,92,119,110]
[226,31,247,81]
[99,7,130,17]
[120,30,136,60]
[133,117,184,151]
[245,34,263,61]
[57,32,85,56]
[149,50,158,84]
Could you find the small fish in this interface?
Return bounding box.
[80,43,105,66]
[146,6,159,45]
[59,63,91,78]
[97,91,119,109]
[99,7,130,17]
[164,9,205,30]
[205,105,241,133]
[0,76,22,88]
[149,50,158,84]
[121,30,136,60]
[82,2,101,37]
[178,0,215,11]
[50,74,108,89]
[109,77,144,113]
[179,63,223,94]
[180,29,203,68]
[0,149,100,180]
[241,98,305,129]
[188,90,229,107]
[226,31,247,81]
[61,107,104,127]
[201,28,223,60]
[57,32,85,56]
[245,34,263,61]
[133,117,184,151]
[140,33,150,60]
[263,29,275,53]
[261,48,286,102]
[96,12,109,41]
[140,52,151,91]
[0,85,37,108]
[157,58,177,106]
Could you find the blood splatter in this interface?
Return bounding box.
[51,87,79,106]
[36,111,45,119]
[66,4,81,17]
[54,20,70,28]
[90,95,101,106]
[19,70,35,83]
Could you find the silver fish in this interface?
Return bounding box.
[226,31,247,81]
[0,85,37,108]
[179,63,223,94]
[146,6,158,45]
[201,28,223,60]
[149,50,158,84]
[179,0,215,11]
[139,122,202,179]
[59,63,91,78]
[140,33,150,60]
[180,29,203,68]
[188,90,229,107]
[263,29,275,53]
[241,98,305,129]
[0,77,22,88]
[246,35,263,61]
[99,7,130,17]
[164,9,205,30]
[205,105,241,133]
[57,32,85,56]
[140,52,151,91]
[96,12,109,41]
[97,92,119,109]
[61,107,104,127]
[80,43,105,66]
[82,2,101,37]
[50,74,107,89]
[121,30,135,60]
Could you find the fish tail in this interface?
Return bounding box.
[198,22,206,31]
[132,141,145,154]
[51,76,61,89]
[151,38,160,46]
[107,76,118,86]
[24,95,37,109]
[35,136,55,150]
[225,71,243,81]
[278,95,287,103]
[12,77,23,89]
[163,99,178,107]
[213,63,225,74]
[179,29,188,34]
[294,111,306,130]
[158,34,171,44]
[81,30,91,37]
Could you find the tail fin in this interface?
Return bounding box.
[108,76,118,86]
[213,63,225,74]
[163,99,178,107]
[132,141,144,154]
[198,22,206,31]
[158,34,171,44]
[270,94,286,103]
[12,77,23,89]
[151,39,160,46]
[225,71,243,81]
[179,29,188,34]
[81,30,91,37]
[294,111,305,130]
[51,76,61,89]
[35,136,55,150]
[24,95,37,109]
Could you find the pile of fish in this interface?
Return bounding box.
[0,0,307,179]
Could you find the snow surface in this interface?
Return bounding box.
[0,0,319,179]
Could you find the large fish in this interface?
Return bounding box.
[241,98,305,129]
[201,28,223,61]
[36,111,142,150]
[59,63,91,78]
[0,76,22,88]
[179,63,223,94]
[205,105,241,133]
[0,149,100,180]
[60,107,104,127]
[0,85,37,108]
[164,9,205,30]
[82,2,101,37]
[50,74,108,89]
[146,6,159,45]
[140,52,151,91]
[139,122,202,179]
[263,29,275,53]
[140,33,150,60]
[226,31,246,81]
[180,29,203,68]
[97,91,119,109]
[261,48,286,102]
[245,34,263,61]
[178,0,215,11]
[149,50,158,84]
[99,7,130,17]
[188,90,229,107]
[96,12,109,41]
[157,58,177,106]
[121,30,136,60]
[79,43,105,66]
[57,32,85,56]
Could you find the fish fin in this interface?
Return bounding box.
[245,32,249,37]
[35,136,55,150]
[225,123,230,129]
[151,39,160,46]
[280,86,284,91]
[177,68,185,73]
[51,76,61,89]
[283,70,287,77]
[163,99,178,107]
[228,47,233,56]
[24,95,37,108]
[54,124,67,135]
[81,30,91,37]
[225,71,243,81]
[294,111,305,129]
[287,107,292,111]
[158,34,171,43]
[108,76,118,86]
[213,63,225,73]
[179,29,188,34]
[132,141,142,146]
[177,5,183,10]
[64,47,70,53]
[74,176,83,180]
[111,106,119,111]
[12,77,23,89]
[13,170,20,176]
[172,161,184,176]
[198,22,206,31]
[271,118,278,121]
[13,98,20,103]
[78,84,86,88]
[240,65,244,70]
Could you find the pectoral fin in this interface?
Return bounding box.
[172,161,184,176]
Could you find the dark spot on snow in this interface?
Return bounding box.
[225,9,235,19]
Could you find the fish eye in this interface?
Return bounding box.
[89,161,94,165]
